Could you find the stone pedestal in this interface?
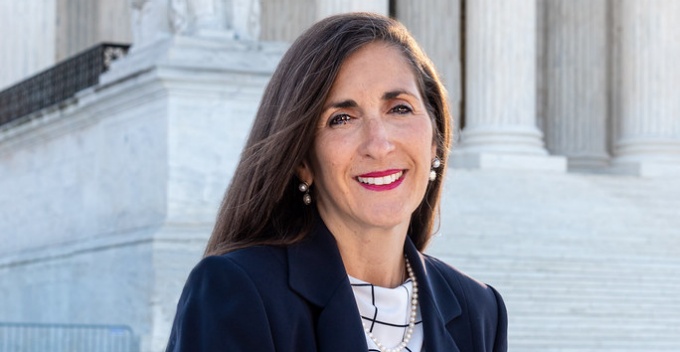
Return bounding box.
[0,34,284,351]
[454,0,565,172]
[611,0,680,177]
[102,29,287,350]
[0,1,286,350]
[542,0,609,171]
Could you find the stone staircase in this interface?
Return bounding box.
[428,169,680,351]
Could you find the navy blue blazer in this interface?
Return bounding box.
[166,222,508,351]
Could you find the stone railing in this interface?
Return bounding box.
[0,43,130,127]
[0,322,138,352]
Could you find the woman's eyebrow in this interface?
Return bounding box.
[323,90,416,112]
[322,99,358,112]
[382,90,415,100]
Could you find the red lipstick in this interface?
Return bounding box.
[356,169,405,191]
[358,169,403,178]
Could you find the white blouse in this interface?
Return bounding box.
[349,275,424,352]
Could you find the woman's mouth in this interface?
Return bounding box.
[356,170,405,190]
[357,170,403,185]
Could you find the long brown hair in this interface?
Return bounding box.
[205,12,452,256]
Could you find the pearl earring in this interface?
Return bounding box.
[299,182,311,205]
[429,157,441,181]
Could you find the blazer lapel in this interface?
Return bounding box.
[405,238,462,352]
[287,221,367,350]
[287,220,464,351]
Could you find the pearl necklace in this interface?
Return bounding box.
[362,256,419,352]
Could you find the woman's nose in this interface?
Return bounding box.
[360,118,395,159]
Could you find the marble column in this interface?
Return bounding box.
[56,0,132,61]
[542,0,609,171]
[0,0,56,90]
[97,1,133,49]
[395,0,461,135]
[611,0,680,176]
[455,0,565,171]
[260,0,388,44]
[260,0,315,42]
[315,0,389,19]
[260,0,391,44]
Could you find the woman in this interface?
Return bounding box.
[166,12,507,352]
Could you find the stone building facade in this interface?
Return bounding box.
[1,1,679,351]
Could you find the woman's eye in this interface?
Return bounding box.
[391,104,413,114]
[329,113,351,126]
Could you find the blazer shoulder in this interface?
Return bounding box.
[177,246,289,311]
[423,254,504,315]
[166,249,280,351]
[169,245,322,351]
[199,245,289,291]
[213,245,287,269]
[423,254,495,299]
[423,254,508,351]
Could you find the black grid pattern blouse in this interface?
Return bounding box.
[349,276,424,352]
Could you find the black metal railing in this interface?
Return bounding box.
[0,43,130,127]
[0,322,138,352]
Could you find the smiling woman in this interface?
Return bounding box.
[299,42,438,289]
[166,12,507,352]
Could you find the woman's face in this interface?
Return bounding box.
[299,41,436,235]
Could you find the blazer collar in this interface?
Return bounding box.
[287,220,350,307]
[404,239,462,352]
[287,219,463,351]
[287,220,367,350]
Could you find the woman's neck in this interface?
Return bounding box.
[322,216,409,288]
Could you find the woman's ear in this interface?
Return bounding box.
[296,159,313,186]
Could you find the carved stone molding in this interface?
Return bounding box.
[131,0,260,50]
